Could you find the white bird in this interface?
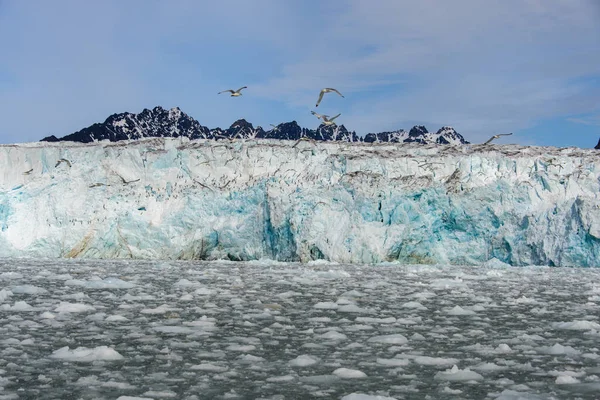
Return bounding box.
[315,88,344,107]
[55,158,72,168]
[218,86,248,97]
[321,113,341,126]
[483,132,513,145]
[311,111,328,121]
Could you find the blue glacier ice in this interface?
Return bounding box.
[0,138,598,266]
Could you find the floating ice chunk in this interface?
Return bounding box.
[318,331,348,341]
[471,362,507,371]
[338,304,370,313]
[333,368,367,378]
[446,305,476,316]
[194,287,213,295]
[414,356,459,366]
[3,300,33,311]
[0,288,13,302]
[225,344,256,352]
[536,343,580,355]
[75,375,101,386]
[289,354,320,367]
[367,334,408,345]
[434,365,483,381]
[495,344,512,353]
[552,320,600,330]
[410,333,426,341]
[0,272,23,280]
[266,375,295,382]
[153,326,195,334]
[140,304,177,314]
[430,279,467,289]
[555,375,580,384]
[117,397,152,400]
[191,363,229,372]
[441,386,462,394]
[276,290,301,298]
[513,296,538,304]
[309,317,332,323]
[54,302,95,313]
[66,277,135,289]
[341,394,397,400]
[40,311,55,319]
[103,381,137,389]
[376,358,410,367]
[106,315,129,322]
[179,293,193,301]
[494,390,544,400]
[11,285,47,294]
[237,354,265,363]
[142,390,177,398]
[184,317,217,330]
[313,301,338,309]
[356,317,396,324]
[340,290,364,298]
[401,301,427,310]
[50,346,124,362]
[482,258,511,268]
[173,279,200,287]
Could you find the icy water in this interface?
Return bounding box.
[1,260,600,400]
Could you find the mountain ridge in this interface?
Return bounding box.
[41,106,470,145]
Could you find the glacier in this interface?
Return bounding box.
[0,138,598,266]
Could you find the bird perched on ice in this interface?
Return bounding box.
[315,88,344,107]
[321,113,341,126]
[218,86,248,96]
[483,133,513,145]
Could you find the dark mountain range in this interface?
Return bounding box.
[41,106,469,145]
[596,138,600,150]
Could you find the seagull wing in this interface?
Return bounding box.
[218,90,234,94]
[270,124,277,128]
[498,132,513,137]
[315,90,325,107]
[482,136,496,145]
[327,88,345,98]
[235,86,248,93]
[329,113,341,121]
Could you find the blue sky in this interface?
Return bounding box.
[0,0,599,147]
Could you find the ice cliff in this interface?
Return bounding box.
[0,138,599,266]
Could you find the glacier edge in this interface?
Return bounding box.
[0,138,599,266]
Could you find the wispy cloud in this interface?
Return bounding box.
[567,114,600,126]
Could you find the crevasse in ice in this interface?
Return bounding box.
[0,138,598,266]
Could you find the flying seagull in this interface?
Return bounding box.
[315,88,344,107]
[23,168,33,175]
[292,136,316,148]
[311,111,329,121]
[321,113,341,126]
[55,158,72,168]
[218,86,247,96]
[483,133,513,145]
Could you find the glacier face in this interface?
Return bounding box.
[0,138,599,266]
